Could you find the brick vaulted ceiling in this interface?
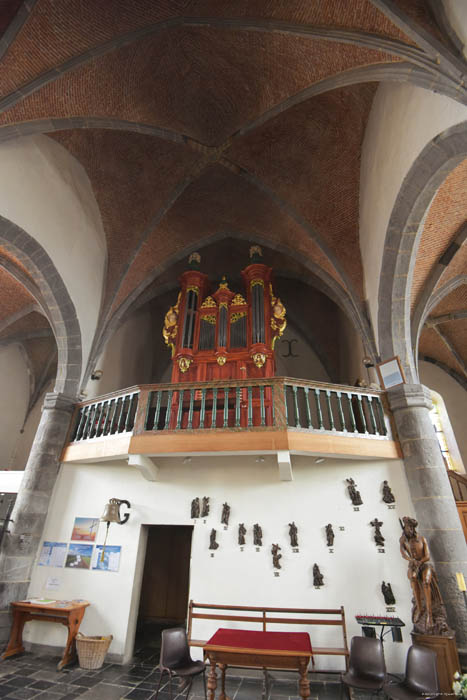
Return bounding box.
[0,0,466,388]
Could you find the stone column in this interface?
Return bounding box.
[0,392,75,643]
[388,383,467,657]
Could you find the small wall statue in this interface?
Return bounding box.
[191,497,200,519]
[381,581,396,606]
[238,523,246,546]
[201,496,210,518]
[399,516,451,635]
[346,478,363,506]
[313,564,324,587]
[382,480,396,504]
[221,502,230,526]
[325,523,334,547]
[272,544,282,569]
[370,518,385,547]
[209,528,219,550]
[253,523,263,546]
[288,522,298,548]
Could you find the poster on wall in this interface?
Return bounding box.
[38,541,67,568]
[65,543,93,569]
[92,545,121,572]
[70,517,100,542]
[376,356,406,390]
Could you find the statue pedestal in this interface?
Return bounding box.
[411,632,460,694]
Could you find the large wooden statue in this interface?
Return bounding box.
[399,516,450,635]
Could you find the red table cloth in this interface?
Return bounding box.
[206,628,312,654]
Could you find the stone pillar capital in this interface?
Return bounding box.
[387,383,432,413]
[42,392,76,413]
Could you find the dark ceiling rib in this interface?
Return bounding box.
[432,324,467,378]
[427,309,467,325]
[369,0,467,80]
[411,222,467,348]
[0,328,53,344]
[0,0,39,62]
[0,302,41,334]
[420,354,467,391]
[0,15,464,119]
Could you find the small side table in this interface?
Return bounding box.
[2,599,90,670]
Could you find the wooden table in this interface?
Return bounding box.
[203,628,313,700]
[2,600,90,670]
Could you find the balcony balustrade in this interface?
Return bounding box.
[67,378,394,452]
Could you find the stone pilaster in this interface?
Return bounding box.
[388,383,467,657]
[0,392,75,643]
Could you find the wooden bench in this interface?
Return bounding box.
[187,601,349,671]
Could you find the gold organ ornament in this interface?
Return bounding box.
[252,352,267,368]
[216,355,227,366]
[178,357,192,373]
[162,292,181,357]
[270,285,287,348]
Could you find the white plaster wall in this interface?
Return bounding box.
[27,454,414,673]
[84,309,154,399]
[275,324,330,382]
[359,84,467,345]
[0,344,30,468]
[0,135,107,377]
[443,0,467,57]
[419,360,467,471]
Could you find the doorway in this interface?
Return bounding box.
[135,525,193,658]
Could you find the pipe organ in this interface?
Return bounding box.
[163,246,286,384]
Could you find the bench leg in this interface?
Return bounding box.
[207,657,217,700]
[298,658,310,700]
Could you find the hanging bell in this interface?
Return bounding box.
[101,498,130,525]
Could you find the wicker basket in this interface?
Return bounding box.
[76,633,113,669]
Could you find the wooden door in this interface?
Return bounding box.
[139,525,193,624]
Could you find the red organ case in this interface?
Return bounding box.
[163,246,287,384]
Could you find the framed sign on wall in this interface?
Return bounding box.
[376,356,406,390]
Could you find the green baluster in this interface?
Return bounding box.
[235,387,241,427]
[211,388,218,428]
[303,387,312,429]
[91,403,102,437]
[75,407,87,441]
[356,394,368,433]
[164,390,173,430]
[260,386,265,427]
[314,389,323,430]
[125,394,137,432]
[247,386,253,427]
[103,400,113,435]
[292,385,300,428]
[110,398,121,434]
[200,388,206,428]
[336,391,346,432]
[85,405,96,438]
[223,387,229,428]
[367,396,377,434]
[99,402,109,436]
[284,385,289,425]
[271,384,275,426]
[347,393,357,432]
[187,389,195,429]
[153,391,162,430]
[376,397,387,436]
[144,393,153,431]
[118,397,128,432]
[176,389,185,430]
[325,391,335,431]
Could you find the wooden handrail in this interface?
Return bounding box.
[448,470,467,501]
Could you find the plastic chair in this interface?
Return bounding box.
[383,644,439,700]
[154,627,207,700]
[341,636,386,698]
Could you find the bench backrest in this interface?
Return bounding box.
[187,600,348,651]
